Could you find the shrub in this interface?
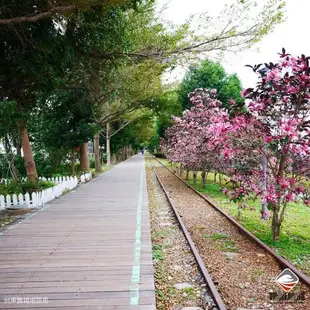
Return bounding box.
[153,152,166,159]
[0,182,21,196]
[0,180,55,196]
[89,157,95,169]
[37,181,55,190]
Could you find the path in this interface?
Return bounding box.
[0,155,155,309]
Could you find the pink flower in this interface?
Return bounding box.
[285,192,295,202]
[265,193,277,204]
[223,148,233,158]
[264,136,272,143]
[287,85,299,94]
[241,89,247,97]
[278,178,290,189]
[266,69,281,83]
[288,178,296,186]
[295,186,304,194]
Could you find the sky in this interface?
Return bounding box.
[156,0,310,88]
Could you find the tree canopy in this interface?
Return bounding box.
[0,0,286,179]
[178,60,244,110]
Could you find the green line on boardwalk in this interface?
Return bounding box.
[130,159,144,305]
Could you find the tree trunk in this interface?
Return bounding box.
[271,150,287,240]
[201,167,206,188]
[127,146,132,158]
[94,132,102,172]
[214,172,217,183]
[19,121,37,181]
[219,173,223,185]
[185,169,190,180]
[16,143,21,156]
[4,135,20,182]
[193,171,197,185]
[79,142,90,171]
[106,122,111,166]
[71,149,75,175]
[179,164,183,177]
[13,137,22,156]
[90,60,102,171]
[237,201,242,221]
[261,155,268,220]
[272,206,281,241]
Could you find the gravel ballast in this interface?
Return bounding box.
[153,163,309,310]
[146,164,215,310]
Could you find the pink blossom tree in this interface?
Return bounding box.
[163,50,310,241]
[243,50,310,240]
[162,88,226,186]
[210,50,310,240]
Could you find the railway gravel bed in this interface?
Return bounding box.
[146,164,215,310]
[152,161,309,310]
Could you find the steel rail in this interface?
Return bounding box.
[149,160,227,310]
[152,157,310,288]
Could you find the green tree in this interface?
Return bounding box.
[110,112,154,155]
[148,88,182,152]
[0,0,285,179]
[0,7,73,180]
[0,101,21,181]
[179,60,244,110]
[92,59,165,169]
[32,89,96,174]
[0,0,142,25]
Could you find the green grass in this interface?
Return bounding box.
[205,233,238,252]
[90,164,112,175]
[156,160,310,275]
[191,176,310,274]
[0,214,15,227]
[205,232,229,241]
[153,229,169,240]
[152,244,165,261]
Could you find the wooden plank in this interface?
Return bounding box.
[1,306,156,310]
[0,156,155,308]
[0,300,156,309]
[0,277,154,288]
[0,264,153,274]
[0,282,155,294]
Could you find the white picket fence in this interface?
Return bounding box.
[0,172,92,186]
[80,172,92,183]
[0,172,92,210]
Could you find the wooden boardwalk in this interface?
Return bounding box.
[0,155,156,309]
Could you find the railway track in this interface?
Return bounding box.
[149,158,226,310]
[148,157,310,310]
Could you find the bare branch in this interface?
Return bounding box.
[0,5,77,25]
[109,120,133,138]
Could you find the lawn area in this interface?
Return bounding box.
[157,159,310,275]
[90,164,112,176]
